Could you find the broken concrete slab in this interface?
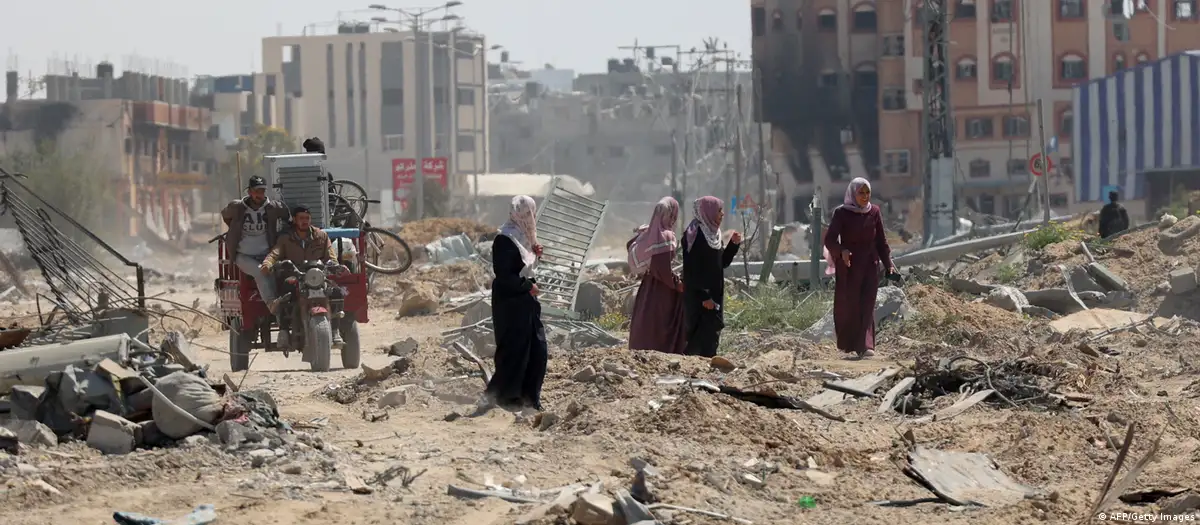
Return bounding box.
[1158,215,1200,255]
[983,286,1029,313]
[1024,288,1087,315]
[807,368,899,409]
[904,446,1045,507]
[948,277,994,295]
[1067,266,1107,293]
[1169,267,1197,295]
[387,337,419,358]
[87,410,138,454]
[572,493,617,525]
[1087,262,1129,292]
[1048,308,1157,334]
[0,334,132,394]
[0,419,57,447]
[803,286,912,343]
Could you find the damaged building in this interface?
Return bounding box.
[0,64,222,241]
[753,0,1200,224]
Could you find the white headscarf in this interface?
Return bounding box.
[499,195,538,276]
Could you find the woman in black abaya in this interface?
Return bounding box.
[480,195,547,412]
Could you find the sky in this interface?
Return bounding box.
[0,0,752,82]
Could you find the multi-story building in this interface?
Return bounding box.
[260,22,488,200]
[753,0,1200,222]
[0,63,219,240]
[191,74,297,147]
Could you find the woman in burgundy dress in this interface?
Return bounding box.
[626,197,686,354]
[823,178,896,359]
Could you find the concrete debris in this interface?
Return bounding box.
[983,286,1029,313]
[112,504,217,525]
[87,410,138,455]
[803,286,912,342]
[396,281,441,317]
[574,280,606,319]
[1169,267,1198,295]
[1158,214,1200,255]
[424,233,478,264]
[387,337,419,358]
[0,419,57,448]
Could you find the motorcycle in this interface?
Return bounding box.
[275,260,348,372]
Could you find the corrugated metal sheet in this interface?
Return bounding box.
[1073,51,1200,202]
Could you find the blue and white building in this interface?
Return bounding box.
[1073,51,1200,213]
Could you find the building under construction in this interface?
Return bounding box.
[0,62,222,241]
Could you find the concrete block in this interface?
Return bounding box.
[1170,268,1197,295]
[87,410,137,455]
[1087,262,1129,292]
[571,493,616,525]
[0,419,57,447]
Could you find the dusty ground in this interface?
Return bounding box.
[2,252,1200,525]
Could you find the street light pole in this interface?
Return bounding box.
[369,2,462,220]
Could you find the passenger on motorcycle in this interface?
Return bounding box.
[221,176,290,312]
[259,205,343,346]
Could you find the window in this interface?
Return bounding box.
[654,144,673,156]
[1175,0,1195,20]
[752,6,766,36]
[965,117,994,138]
[1003,115,1030,137]
[434,87,448,104]
[457,134,476,152]
[772,9,785,30]
[384,135,404,151]
[1060,54,1087,80]
[992,0,1014,21]
[979,194,995,214]
[1060,0,1085,18]
[992,56,1016,83]
[1060,111,1074,137]
[1050,193,1069,207]
[1113,22,1131,41]
[818,9,837,30]
[1007,158,1028,175]
[820,72,840,87]
[608,146,626,158]
[884,150,911,174]
[1136,52,1151,63]
[853,4,877,31]
[969,159,991,178]
[1113,53,1127,71]
[456,87,475,106]
[883,87,907,110]
[882,35,906,57]
[956,58,978,80]
[956,0,977,18]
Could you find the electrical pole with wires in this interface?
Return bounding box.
[920,0,958,245]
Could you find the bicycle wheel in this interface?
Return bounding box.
[328,193,364,228]
[362,226,413,275]
[328,179,369,227]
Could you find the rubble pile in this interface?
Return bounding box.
[397,217,497,246]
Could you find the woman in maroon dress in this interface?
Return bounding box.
[626,197,686,354]
[823,178,896,359]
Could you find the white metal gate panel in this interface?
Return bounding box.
[534,177,607,317]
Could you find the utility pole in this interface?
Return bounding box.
[755,66,769,230]
[1035,98,1051,224]
[734,84,743,209]
[920,0,957,245]
[413,16,429,220]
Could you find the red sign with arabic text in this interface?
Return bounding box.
[422,157,448,188]
[391,158,417,204]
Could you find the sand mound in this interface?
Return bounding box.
[398,218,496,246]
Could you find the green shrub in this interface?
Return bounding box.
[994,263,1021,284]
[725,285,830,332]
[1023,223,1082,251]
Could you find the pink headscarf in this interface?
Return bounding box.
[628,197,680,275]
[685,196,724,250]
[499,195,538,269]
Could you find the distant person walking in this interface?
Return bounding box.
[823,178,895,359]
[626,197,686,354]
[1098,190,1130,239]
[681,196,741,357]
[480,195,548,412]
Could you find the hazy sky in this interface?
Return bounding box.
[1,0,752,81]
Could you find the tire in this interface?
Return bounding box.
[307,315,333,372]
[363,227,413,275]
[339,317,361,369]
[229,318,251,372]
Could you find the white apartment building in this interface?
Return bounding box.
[260,24,489,196]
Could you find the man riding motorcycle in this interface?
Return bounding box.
[221,176,290,319]
[259,204,343,347]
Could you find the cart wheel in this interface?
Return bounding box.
[307,316,333,372]
[229,318,252,372]
[340,316,361,369]
[363,227,413,275]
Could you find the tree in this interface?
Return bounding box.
[212,124,296,202]
[0,142,109,234]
